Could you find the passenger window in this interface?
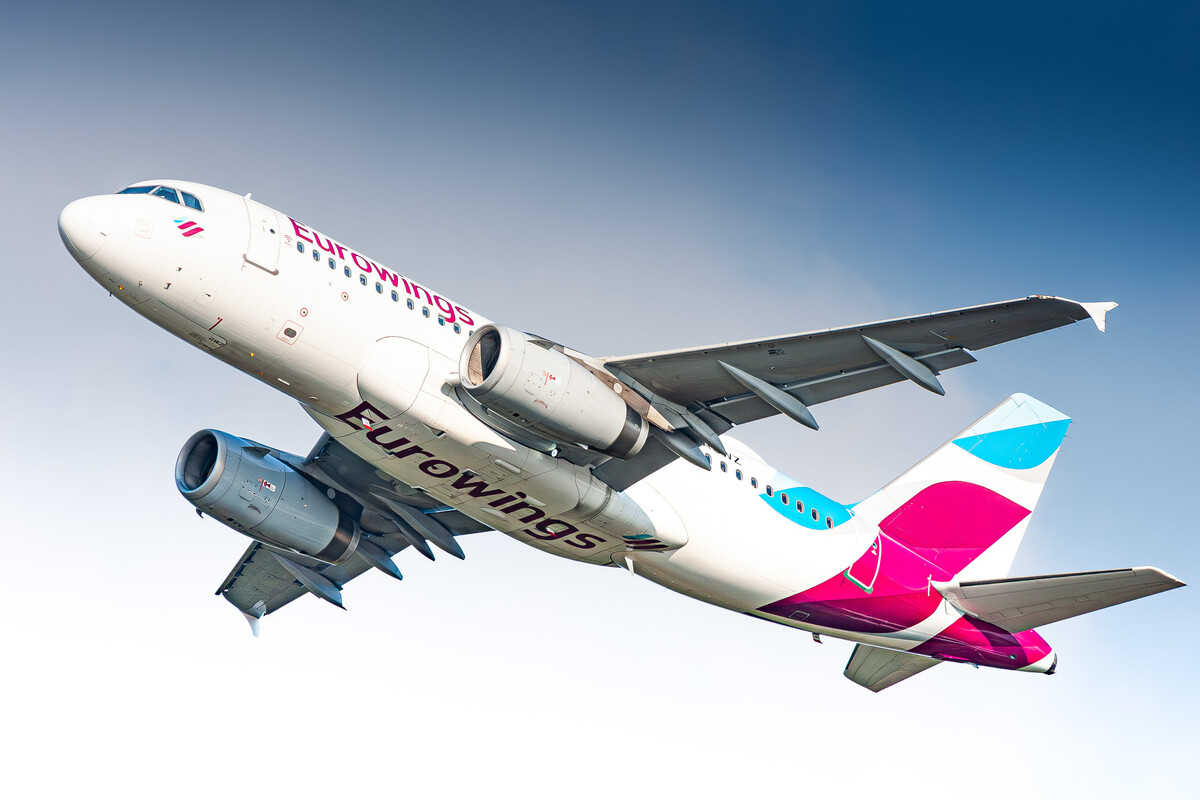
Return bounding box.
[181,192,203,211]
[152,186,180,204]
[453,323,461,333]
[751,477,758,488]
[328,258,336,269]
[422,307,430,318]
[438,316,446,326]
[720,462,727,473]
[391,290,399,302]
[119,185,155,194]
[297,242,305,254]
[407,298,415,310]
[376,282,383,293]
[780,492,788,505]
[765,485,773,497]
[811,508,819,521]
[313,249,320,261]
[825,516,834,529]
[796,500,804,513]
[344,266,351,277]
[359,274,367,286]
[736,470,743,481]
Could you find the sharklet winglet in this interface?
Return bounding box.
[1077,300,1118,333]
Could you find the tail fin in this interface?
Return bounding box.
[854,394,1070,581]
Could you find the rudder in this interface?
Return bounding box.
[853,394,1071,581]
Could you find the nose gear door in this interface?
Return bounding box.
[243,196,280,274]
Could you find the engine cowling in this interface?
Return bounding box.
[458,324,648,459]
[175,430,359,564]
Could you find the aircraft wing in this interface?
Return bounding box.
[604,296,1114,429]
[844,644,940,692]
[215,432,491,629]
[590,296,1114,489]
[936,567,1186,633]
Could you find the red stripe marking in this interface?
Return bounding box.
[178,220,196,229]
[182,227,204,237]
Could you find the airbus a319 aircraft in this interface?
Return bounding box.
[59,180,1183,691]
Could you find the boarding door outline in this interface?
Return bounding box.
[845,532,882,594]
[244,197,281,275]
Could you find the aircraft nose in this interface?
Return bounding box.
[58,195,115,261]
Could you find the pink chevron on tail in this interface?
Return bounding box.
[760,394,1073,669]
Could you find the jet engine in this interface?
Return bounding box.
[175,430,359,564]
[458,324,648,459]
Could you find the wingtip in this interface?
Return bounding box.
[1135,566,1187,588]
[1029,296,1118,333]
[241,610,262,637]
[1079,301,1118,333]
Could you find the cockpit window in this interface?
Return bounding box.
[118,184,203,211]
[152,186,180,204]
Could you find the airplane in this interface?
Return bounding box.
[58,180,1184,692]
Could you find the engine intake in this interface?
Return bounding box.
[176,430,359,563]
[459,325,648,459]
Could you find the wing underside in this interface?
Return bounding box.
[589,296,1113,490]
[216,433,491,625]
[606,296,1111,426]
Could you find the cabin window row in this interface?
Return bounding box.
[718,460,834,528]
[292,241,463,333]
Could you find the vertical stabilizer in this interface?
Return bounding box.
[853,394,1071,581]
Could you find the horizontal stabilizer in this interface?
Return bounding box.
[844,644,940,692]
[937,567,1185,633]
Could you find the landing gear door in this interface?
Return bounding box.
[244,196,280,275]
[845,533,882,594]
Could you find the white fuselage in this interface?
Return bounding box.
[63,180,976,654]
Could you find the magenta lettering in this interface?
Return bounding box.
[290,218,313,244]
[391,444,435,461]
[565,533,606,549]
[294,223,475,328]
[419,459,459,478]
[434,296,457,323]
[449,473,506,499]
[408,282,433,304]
[525,518,579,541]
[374,265,400,288]
[312,231,336,253]
[499,500,545,524]
[334,400,389,431]
[365,426,413,451]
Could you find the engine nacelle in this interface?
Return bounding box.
[458,324,648,459]
[175,430,359,564]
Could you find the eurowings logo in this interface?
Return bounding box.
[174,217,204,238]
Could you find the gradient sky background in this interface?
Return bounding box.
[3,2,1197,796]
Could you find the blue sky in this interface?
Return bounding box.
[3,2,1196,796]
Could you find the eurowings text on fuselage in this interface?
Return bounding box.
[59,180,1183,691]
